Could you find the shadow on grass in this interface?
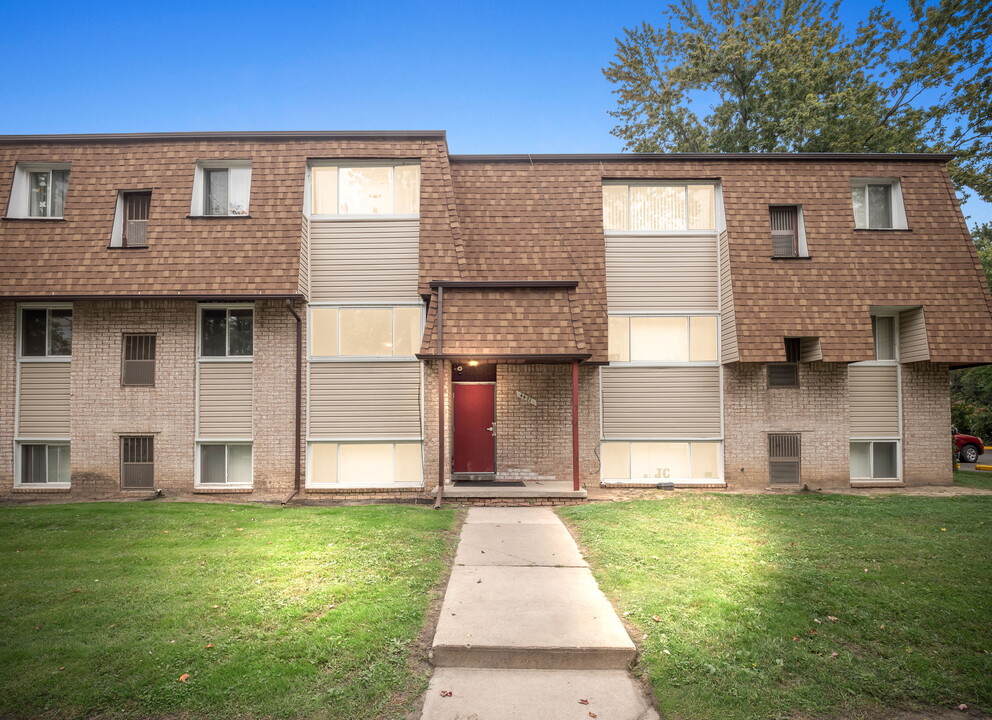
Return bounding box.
[560,494,992,720]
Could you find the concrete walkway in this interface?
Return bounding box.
[421,507,659,720]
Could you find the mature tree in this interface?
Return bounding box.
[972,222,992,289]
[604,0,992,201]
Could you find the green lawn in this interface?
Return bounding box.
[560,495,992,720]
[0,502,456,720]
[954,468,992,489]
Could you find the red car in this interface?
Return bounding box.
[953,428,985,463]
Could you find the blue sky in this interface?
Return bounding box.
[2,0,987,225]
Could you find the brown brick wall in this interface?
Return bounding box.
[901,362,953,485]
[493,364,600,485]
[0,299,304,501]
[68,300,196,498]
[723,362,851,489]
[0,303,15,494]
[419,359,452,494]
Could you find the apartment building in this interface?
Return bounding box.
[1,131,989,502]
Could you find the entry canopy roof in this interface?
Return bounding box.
[417,282,591,362]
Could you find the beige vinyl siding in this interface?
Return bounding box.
[309,362,421,438]
[601,366,721,438]
[198,362,253,438]
[899,307,929,362]
[17,362,70,438]
[849,365,900,436]
[309,219,419,302]
[800,337,823,362]
[607,234,719,312]
[718,230,739,362]
[298,213,310,298]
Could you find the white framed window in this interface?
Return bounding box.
[601,441,722,482]
[850,179,907,229]
[309,162,421,217]
[6,163,71,218]
[850,440,900,480]
[199,305,253,358]
[307,441,423,487]
[197,443,252,486]
[16,442,70,487]
[309,306,423,358]
[769,206,809,257]
[190,161,251,216]
[19,305,72,358]
[608,314,718,363]
[603,182,716,232]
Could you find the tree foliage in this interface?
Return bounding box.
[952,222,992,439]
[604,0,992,202]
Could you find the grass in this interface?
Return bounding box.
[954,468,992,490]
[0,501,456,720]
[560,494,992,720]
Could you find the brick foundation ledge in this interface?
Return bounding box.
[192,487,254,494]
[10,487,72,494]
[304,486,423,495]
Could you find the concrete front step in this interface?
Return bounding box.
[431,565,636,670]
[421,667,660,720]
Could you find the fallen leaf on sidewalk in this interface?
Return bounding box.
[589,713,598,718]
[579,699,589,705]
[439,690,452,697]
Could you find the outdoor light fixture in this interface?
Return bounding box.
[467,360,479,367]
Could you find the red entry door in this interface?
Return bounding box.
[453,384,495,473]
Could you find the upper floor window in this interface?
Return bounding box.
[872,315,897,360]
[603,182,715,232]
[111,191,151,247]
[7,163,70,218]
[20,306,72,357]
[191,161,251,216]
[608,315,718,363]
[769,206,808,257]
[310,306,422,358]
[200,306,253,358]
[310,163,420,217]
[851,179,906,229]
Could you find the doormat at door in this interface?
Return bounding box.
[452,481,526,487]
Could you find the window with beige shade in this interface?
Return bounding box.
[308,442,422,486]
[310,306,422,358]
[601,441,721,481]
[608,315,718,363]
[603,182,716,232]
[310,163,420,216]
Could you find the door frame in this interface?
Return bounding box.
[451,380,496,473]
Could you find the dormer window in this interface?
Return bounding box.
[603,182,716,232]
[190,161,251,216]
[851,179,906,229]
[6,163,71,218]
[769,206,808,257]
[110,191,151,247]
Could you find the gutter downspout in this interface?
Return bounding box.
[433,287,445,509]
[282,299,303,505]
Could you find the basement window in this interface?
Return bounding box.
[601,442,721,482]
[850,440,899,480]
[120,436,154,489]
[308,442,423,486]
[198,443,252,486]
[768,434,801,484]
[17,442,70,487]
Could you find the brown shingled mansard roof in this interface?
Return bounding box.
[0,132,989,366]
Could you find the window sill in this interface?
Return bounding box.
[309,214,420,221]
[13,484,71,492]
[850,480,904,487]
[852,227,911,232]
[18,356,72,362]
[770,255,813,260]
[193,486,253,493]
[2,216,67,221]
[107,245,150,250]
[601,479,726,487]
[198,356,254,362]
[186,214,252,219]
